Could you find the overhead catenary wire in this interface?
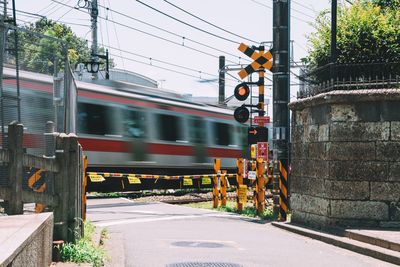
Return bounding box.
[134,0,240,44]
[87,39,240,83]
[97,3,249,63]
[249,0,310,23]
[50,0,242,65]
[162,0,258,44]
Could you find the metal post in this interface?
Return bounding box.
[273,0,290,220]
[330,0,337,81]
[220,170,227,207]
[218,56,225,105]
[256,158,265,215]
[105,49,109,80]
[236,158,244,212]
[11,0,20,122]
[331,0,337,64]
[91,0,98,80]
[213,159,220,208]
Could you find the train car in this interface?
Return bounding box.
[2,67,248,174]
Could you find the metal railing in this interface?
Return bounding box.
[297,61,400,98]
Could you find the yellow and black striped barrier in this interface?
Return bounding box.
[279,161,289,221]
[87,171,236,184]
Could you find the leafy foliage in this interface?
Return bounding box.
[306,0,400,68]
[60,221,106,267]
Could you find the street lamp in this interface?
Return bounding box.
[84,49,109,79]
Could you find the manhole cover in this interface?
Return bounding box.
[171,241,225,248]
[167,263,242,267]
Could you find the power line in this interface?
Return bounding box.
[292,0,317,14]
[249,0,310,23]
[51,0,241,64]
[134,0,240,44]
[87,39,240,83]
[163,0,258,44]
[97,3,248,63]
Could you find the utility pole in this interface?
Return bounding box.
[330,0,337,80]
[90,0,98,80]
[272,0,290,219]
[218,56,225,105]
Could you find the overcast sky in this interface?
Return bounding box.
[15,0,332,108]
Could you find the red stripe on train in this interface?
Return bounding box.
[78,137,241,158]
[4,79,52,93]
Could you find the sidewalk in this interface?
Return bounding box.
[272,221,400,266]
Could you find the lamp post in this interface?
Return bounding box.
[84,49,109,79]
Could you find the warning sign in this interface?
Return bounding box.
[238,185,248,204]
[183,178,193,186]
[257,142,268,161]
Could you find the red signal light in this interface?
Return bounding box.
[234,83,250,101]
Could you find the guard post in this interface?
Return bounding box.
[256,158,265,215]
[213,159,220,208]
[236,158,245,212]
[220,170,227,207]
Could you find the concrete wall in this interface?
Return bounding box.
[289,89,400,228]
[0,213,53,267]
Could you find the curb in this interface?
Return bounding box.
[271,222,400,266]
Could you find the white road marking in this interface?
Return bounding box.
[94,212,240,227]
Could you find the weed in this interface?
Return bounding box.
[60,221,106,267]
[184,200,274,220]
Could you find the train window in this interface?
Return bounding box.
[78,103,117,135]
[157,114,182,141]
[213,122,233,146]
[123,109,146,138]
[189,117,205,144]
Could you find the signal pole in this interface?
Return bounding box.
[218,56,225,105]
[90,0,98,80]
[272,0,290,219]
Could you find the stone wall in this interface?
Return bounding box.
[0,213,53,267]
[289,89,400,228]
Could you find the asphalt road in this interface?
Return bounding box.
[87,198,396,267]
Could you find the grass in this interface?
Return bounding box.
[184,200,274,220]
[59,221,107,267]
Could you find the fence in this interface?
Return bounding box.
[0,22,77,187]
[298,61,400,98]
[0,122,85,243]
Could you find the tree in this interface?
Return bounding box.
[306,0,400,69]
[10,18,110,75]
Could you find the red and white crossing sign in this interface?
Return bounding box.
[254,116,270,125]
[257,142,268,161]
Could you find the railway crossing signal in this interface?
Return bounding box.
[234,43,273,147]
[237,43,272,79]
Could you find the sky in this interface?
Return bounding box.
[14,0,332,111]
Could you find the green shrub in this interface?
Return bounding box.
[60,221,106,267]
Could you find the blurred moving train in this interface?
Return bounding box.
[2,67,248,174]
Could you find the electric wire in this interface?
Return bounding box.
[163,0,258,44]
[55,4,77,22]
[249,0,310,23]
[292,0,317,13]
[107,0,125,70]
[134,0,240,44]
[51,0,240,64]
[97,3,248,63]
[86,39,240,83]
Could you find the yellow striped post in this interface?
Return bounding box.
[220,170,227,207]
[236,158,244,212]
[213,159,220,208]
[279,161,289,221]
[256,158,265,215]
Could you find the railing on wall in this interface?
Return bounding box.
[298,61,400,98]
